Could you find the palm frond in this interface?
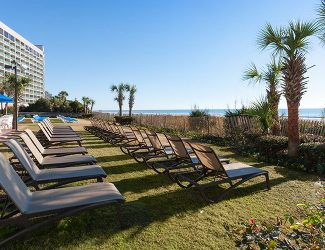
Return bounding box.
[318,0,325,24]
[318,0,325,45]
[286,20,320,57]
[264,57,282,86]
[129,85,137,94]
[246,96,274,132]
[110,84,118,92]
[242,63,262,83]
[257,23,286,55]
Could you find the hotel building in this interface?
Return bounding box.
[0,21,45,104]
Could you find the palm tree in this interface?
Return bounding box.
[85,98,91,113]
[125,84,137,116]
[258,21,319,157]
[110,83,127,117]
[89,99,95,113]
[81,96,88,114]
[57,91,69,104]
[243,58,282,135]
[1,73,31,129]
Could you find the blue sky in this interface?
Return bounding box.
[2,0,324,110]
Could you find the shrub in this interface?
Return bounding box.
[237,191,325,250]
[299,142,325,173]
[256,135,288,158]
[81,113,94,119]
[189,106,209,132]
[114,116,134,125]
[300,134,325,143]
[21,98,51,112]
[189,105,209,117]
[225,106,249,117]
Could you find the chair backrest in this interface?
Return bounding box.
[145,130,163,150]
[103,121,112,132]
[130,126,144,143]
[121,126,136,139]
[0,153,31,213]
[46,118,54,128]
[38,123,51,141]
[116,125,125,136]
[188,143,227,175]
[165,134,189,159]
[110,124,120,134]
[43,119,54,132]
[17,133,44,164]
[24,129,45,152]
[4,139,40,180]
[40,121,53,135]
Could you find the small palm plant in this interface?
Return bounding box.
[247,97,274,133]
[125,84,136,117]
[110,83,127,117]
[258,21,319,157]
[243,58,282,135]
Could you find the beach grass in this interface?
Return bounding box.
[1,119,320,249]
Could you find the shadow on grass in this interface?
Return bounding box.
[101,162,148,175]
[273,166,318,182]
[114,173,173,194]
[84,144,116,150]
[3,174,296,249]
[96,154,131,164]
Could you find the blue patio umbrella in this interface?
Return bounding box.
[0,94,13,103]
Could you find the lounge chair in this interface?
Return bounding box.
[148,134,230,175]
[119,126,150,155]
[40,122,79,138]
[37,123,83,146]
[173,143,270,203]
[24,129,87,156]
[45,118,73,130]
[9,137,96,168]
[42,120,77,136]
[0,153,124,247]
[3,139,106,189]
[131,130,174,167]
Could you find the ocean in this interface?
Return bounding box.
[99,108,324,118]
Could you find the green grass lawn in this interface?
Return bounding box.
[1,121,320,249]
[19,117,63,124]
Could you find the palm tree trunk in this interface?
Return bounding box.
[129,105,131,117]
[271,100,280,135]
[119,102,122,117]
[287,102,300,157]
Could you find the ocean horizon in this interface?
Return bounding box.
[98,108,324,118]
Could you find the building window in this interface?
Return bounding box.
[9,34,15,41]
